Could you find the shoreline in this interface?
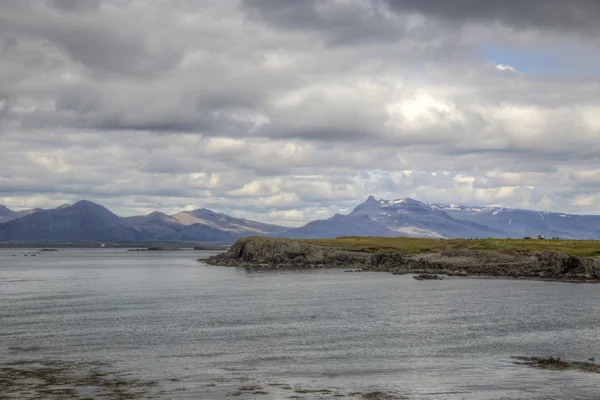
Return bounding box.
[202,237,600,283]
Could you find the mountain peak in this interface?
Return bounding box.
[64,200,121,221]
[72,199,99,206]
[364,195,422,206]
[188,208,221,218]
[146,211,176,222]
[354,196,426,215]
[0,205,13,215]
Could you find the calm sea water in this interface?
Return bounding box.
[1,248,600,399]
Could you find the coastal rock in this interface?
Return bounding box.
[210,237,370,268]
[534,250,600,279]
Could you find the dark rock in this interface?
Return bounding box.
[413,273,444,280]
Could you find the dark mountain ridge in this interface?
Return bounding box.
[0,200,143,242]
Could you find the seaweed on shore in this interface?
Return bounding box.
[512,356,600,373]
[0,359,165,399]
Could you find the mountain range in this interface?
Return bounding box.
[0,196,599,243]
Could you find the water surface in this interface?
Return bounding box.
[2,248,600,399]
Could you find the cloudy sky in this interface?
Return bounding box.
[2,0,600,225]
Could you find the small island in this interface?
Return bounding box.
[128,246,182,251]
[203,236,600,282]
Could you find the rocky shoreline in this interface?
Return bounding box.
[202,237,600,282]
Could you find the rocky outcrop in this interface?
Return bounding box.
[211,237,370,268]
[204,237,600,282]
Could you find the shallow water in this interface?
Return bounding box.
[1,248,600,399]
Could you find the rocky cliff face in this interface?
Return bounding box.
[206,237,600,282]
[224,237,371,266]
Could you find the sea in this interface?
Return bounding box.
[1,248,600,399]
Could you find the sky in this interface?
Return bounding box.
[2,0,600,226]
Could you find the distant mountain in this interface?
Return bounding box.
[0,205,42,224]
[0,205,17,224]
[2,196,600,242]
[0,200,143,242]
[349,196,503,239]
[124,211,185,239]
[277,213,399,239]
[125,211,236,242]
[171,208,288,236]
[432,204,600,239]
[0,200,281,243]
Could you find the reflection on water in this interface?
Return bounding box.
[1,248,600,399]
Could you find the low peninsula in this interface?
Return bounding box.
[203,236,600,282]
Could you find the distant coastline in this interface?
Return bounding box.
[0,242,232,249]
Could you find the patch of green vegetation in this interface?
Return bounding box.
[293,236,600,257]
[253,391,269,395]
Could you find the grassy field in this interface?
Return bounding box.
[294,236,600,257]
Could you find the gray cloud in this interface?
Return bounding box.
[241,0,411,46]
[381,0,600,35]
[1,0,600,223]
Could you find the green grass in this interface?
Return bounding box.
[280,236,600,257]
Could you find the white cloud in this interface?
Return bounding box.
[1,0,600,224]
[495,64,516,72]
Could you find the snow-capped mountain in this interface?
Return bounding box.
[348,196,504,238]
[431,203,600,239]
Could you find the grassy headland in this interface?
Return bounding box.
[205,236,600,282]
[296,236,600,257]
